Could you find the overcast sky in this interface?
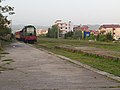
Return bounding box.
[2,0,120,26]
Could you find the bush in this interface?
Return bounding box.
[97,33,113,41]
[46,25,58,38]
[73,30,82,39]
[86,34,95,40]
[64,31,73,39]
[106,33,113,41]
[97,34,106,41]
[0,27,11,36]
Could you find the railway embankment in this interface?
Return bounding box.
[55,45,120,61]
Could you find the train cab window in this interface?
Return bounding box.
[26,27,36,36]
[27,27,34,32]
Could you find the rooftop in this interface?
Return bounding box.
[100,24,120,29]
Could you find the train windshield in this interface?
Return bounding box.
[26,27,36,36]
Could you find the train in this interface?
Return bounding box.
[15,25,37,43]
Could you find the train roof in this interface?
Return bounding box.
[24,25,36,28]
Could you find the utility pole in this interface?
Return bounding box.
[0,39,1,47]
[57,27,59,39]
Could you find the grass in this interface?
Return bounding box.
[37,38,120,51]
[0,40,14,73]
[52,49,120,76]
[0,59,14,72]
[0,52,9,54]
[0,66,14,71]
[2,59,15,65]
[2,59,14,62]
[35,38,120,76]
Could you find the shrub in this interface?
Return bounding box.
[96,34,106,41]
[73,30,82,39]
[106,33,113,41]
[64,31,73,39]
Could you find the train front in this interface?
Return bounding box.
[24,25,37,43]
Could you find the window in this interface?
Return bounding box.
[27,27,35,33]
[26,27,35,36]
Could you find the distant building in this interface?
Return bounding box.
[90,30,99,36]
[73,25,91,38]
[36,29,48,36]
[54,20,73,37]
[99,24,120,40]
[73,25,81,31]
[73,25,89,32]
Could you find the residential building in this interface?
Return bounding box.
[36,29,48,36]
[90,30,99,36]
[99,24,120,40]
[54,20,73,37]
[73,25,91,38]
[73,25,89,32]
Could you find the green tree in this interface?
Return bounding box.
[0,0,14,37]
[106,32,113,41]
[0,0,14,45]
[73,30,82,39]
[97,33,113,41]
[86,34,95,40]
[64,31,73,39]
[97,34,106,41]
[46,28,51,37]
[0,0,14,14]
[47,25,58,38]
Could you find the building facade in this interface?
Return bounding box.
[55,20,73,37]
[99,24,120,40]
[36,29,48,36]
[73,25,91,38]
[73,25,89,32]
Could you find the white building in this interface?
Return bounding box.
[55,20,73,37]
[36,29,48,36]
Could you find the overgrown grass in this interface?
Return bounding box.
[0,40,12,58]
[35,38,120,76]
[0,58,14,72]
[37,38,120,51]
[0,40,14,73]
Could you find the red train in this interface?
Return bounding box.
[15,25,37,43]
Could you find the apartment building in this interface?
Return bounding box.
[73,25,89,32]
[55,20,73,37]
[99,24,120,40]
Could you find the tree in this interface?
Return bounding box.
[97,34,106,41]
[86,34,95,40]
[0,0,14,15]
[106,32,113,41]
[73,30,82,39]
[47,25,58,38]
[64,31,73,39]
[0,0,14,37]
[46,28,51,37]
[0,0,14,45]
[96,33,113,41]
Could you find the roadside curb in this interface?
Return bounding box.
[39,48,120,82]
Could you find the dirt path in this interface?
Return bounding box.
[0,42,120,90]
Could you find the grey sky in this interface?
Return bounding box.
[3,0,120,26]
